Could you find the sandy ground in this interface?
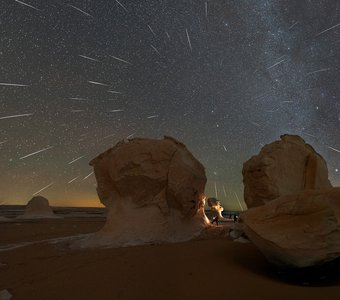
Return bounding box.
[0,218,340,300]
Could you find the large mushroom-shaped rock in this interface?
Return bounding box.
[242,134,332,208]
[19,196,58,219]
[241,188,340,268]
[79,136,211,247]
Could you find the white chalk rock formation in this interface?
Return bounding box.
[207,198,225,220]
[79,136,211,247]
[19,196,59,219]
[241,188,340,268]
[0,289,12,300]
[242,134,332,208]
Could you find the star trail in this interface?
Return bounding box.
[1,0,339,209]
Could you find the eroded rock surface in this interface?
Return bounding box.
[79,136,211,247]
[241,188,340,268]
[242,134,332,208]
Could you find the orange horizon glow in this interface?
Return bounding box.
[1,193,104,208]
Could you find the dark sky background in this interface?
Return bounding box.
[1,0,339,209]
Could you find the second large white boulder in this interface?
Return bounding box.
[242,134,332,208]
[241,188,340,268]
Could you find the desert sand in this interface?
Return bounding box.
[0,218,340,300]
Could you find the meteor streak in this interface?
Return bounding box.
[289,21,298,30]
[222,185,227,197]
[147,24,156,37]
[316,22,340,37]
[68,4,93,18]
[68,156,85,165]
[185,29,192,52]
[107,90,122,94]
[32,183,53,196]
[150,45,161,56]
[67,177,79,184]
[69,97,87,101]
[328,146,340,153]
[79,55,99,62]
[303,132,317,138]
[88,81,110,86]
[82,172,94,180]
[267,58,286,70]
[15,0,40,11]
[103,133,115,139]
[250,121,261,127]
[0,82,28,87]
[0,113,33,120]
[306,68,331,75]
[234,192,244,211]
[115,0,128,12]
[19,146,53,160]
[109,55,131,65]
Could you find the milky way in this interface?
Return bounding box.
[1,0,339,209]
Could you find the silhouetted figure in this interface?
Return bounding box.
[233,214,238,223]
[211,216,219,225]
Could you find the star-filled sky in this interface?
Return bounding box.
[1,0,340,209]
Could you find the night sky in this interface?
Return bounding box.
[1,0,340,209]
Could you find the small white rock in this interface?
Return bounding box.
[0,289,13,300]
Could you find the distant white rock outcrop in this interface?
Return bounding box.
[18,196,59,219]
[0,289,12,300]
